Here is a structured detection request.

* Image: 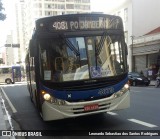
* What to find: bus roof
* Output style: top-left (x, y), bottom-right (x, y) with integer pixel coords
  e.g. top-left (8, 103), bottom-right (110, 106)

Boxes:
top-left (0, 66), bottom-right (12, 68)
top-left (36, 13), bottom-right (121, 22)
top-left (0, 65), bottom-right (21, 69)
top-left (35, 13), bottom-right (123, 33)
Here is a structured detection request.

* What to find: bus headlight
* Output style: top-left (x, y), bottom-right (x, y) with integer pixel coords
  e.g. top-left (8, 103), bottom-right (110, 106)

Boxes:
top-left (41, 90), bottom-right (65, 105)
top-left (124, 84), bottom-right (129, 89)
top-left (43, 93), bottom-right (51, 101)
top-left (114, 83), bottom-right (129, 98)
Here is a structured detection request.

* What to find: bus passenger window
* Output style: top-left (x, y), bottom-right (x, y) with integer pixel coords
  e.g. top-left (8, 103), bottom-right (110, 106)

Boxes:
top-left (2, 68), bottom-right (10, 74)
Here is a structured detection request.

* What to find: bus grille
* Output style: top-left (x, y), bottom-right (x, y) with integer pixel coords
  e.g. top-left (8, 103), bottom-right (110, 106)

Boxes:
top-left (62, 101), bottom-right (112, 115)
top-left (73, 103), bottom-right (111, 114)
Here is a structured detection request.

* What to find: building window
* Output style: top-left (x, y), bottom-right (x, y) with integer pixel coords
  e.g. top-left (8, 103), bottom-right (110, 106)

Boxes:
top-left (53, 11), bottom-right (57, 15)
top-left (124, 8), bottom-right (128, 22)
top-left (117, 11), bottom-right (121, 17)
top-left (45, 11), bottom-right (52, 16)
top-left (82, 0), bottom-right (90, 3)
top-left (84, 5), bottom-right (90, 10)
top-left (57, 0), bottom-right (65, 2)
top-left (57, 4), bottom-right (65, 9)
top-left (66, 0), bottom-right (74, 2)
top-left (66, 4), bottom-right (74, 9)
top-left (48, 4), bottom-right (51, 8)
top-left (39, 11), bottom-right (42, 16)
top-left (34, 3), bottom-right (42, 8)
top-left (75, 0), bottom-right (81, 3)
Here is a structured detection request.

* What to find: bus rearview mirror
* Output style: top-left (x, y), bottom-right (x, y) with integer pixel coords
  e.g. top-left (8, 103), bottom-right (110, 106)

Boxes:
top-left (29, 39), bottom-right (35, 57)
top-left (125, 43), bottom-right (128, 55)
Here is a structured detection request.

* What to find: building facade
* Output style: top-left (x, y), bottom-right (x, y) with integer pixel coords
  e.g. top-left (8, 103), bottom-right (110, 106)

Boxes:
top-left (3, 34), bottom-right (20, 66)
top-left (15, 0), bottom-right (91, 66)
top-left (109, 0), bottom-right (160, 72)
top-left (133, 27), bottom-right (160, 79)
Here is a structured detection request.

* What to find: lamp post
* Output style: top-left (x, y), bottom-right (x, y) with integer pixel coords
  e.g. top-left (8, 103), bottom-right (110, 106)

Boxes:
top-left (130, 35), bottom-right (134, 72)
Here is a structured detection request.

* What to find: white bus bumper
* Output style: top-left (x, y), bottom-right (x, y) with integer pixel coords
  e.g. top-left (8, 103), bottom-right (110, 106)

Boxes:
top-left (42, 90), bottom-right (130, 121)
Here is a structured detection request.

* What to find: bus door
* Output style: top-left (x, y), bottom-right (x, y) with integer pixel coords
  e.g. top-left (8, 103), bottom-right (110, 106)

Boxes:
top-left (12, 66), bottom-right (21, 82)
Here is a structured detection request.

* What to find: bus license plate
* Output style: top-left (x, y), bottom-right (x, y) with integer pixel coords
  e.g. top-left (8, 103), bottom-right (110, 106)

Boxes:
top-left (84, 104), bottom-right (99, 111)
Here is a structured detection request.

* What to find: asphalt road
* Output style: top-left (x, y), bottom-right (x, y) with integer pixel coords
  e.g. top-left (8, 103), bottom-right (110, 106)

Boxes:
top-left (0, 83), bottom-right (160, 139)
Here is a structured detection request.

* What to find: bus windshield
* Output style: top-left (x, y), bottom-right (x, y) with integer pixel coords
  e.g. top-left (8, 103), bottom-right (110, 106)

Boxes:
top-left (39, 34), bottom-right (126, 82)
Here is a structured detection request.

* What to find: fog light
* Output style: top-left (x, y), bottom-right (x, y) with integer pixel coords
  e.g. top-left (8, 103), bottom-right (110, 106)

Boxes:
top-left (43, 93), bottom-right (51, 101)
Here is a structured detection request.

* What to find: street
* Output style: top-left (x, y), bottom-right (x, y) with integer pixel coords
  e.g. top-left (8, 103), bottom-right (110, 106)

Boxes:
top-left (0, 83), bottom-right (160, 139)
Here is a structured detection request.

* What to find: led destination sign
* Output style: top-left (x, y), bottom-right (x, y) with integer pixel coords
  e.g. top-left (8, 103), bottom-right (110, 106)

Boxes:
top-left (52, 17), bottom-right (122, 31)
top-left (37, 15), bottom-right (123, 32)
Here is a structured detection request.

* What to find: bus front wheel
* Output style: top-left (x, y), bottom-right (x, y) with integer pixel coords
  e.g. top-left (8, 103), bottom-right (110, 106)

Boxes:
top-left (5, 79), bottom-right (12, 84)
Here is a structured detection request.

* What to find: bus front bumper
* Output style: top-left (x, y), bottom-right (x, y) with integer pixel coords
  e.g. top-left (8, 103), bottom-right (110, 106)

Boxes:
top-left (41, 90), bottom-right (130, 121)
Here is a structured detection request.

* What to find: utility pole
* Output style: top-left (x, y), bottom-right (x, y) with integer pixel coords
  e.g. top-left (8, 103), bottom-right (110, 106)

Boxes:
top-left (130, 35), bottom-right (134, 72)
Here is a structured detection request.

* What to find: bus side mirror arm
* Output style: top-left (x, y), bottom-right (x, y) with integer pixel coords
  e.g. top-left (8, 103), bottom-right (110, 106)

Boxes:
top-left (125, 43), bottom-right (128, 55)
top-left (29, 39), bottom-right (35, 57)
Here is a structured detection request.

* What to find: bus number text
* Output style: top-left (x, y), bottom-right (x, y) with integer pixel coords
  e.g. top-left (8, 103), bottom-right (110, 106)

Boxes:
top-left (53, 21), bottom-right (68, 30)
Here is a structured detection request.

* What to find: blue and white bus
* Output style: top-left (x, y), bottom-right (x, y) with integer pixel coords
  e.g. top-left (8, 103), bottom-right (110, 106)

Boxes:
top-left (25, 13), bottom-right (130, 121)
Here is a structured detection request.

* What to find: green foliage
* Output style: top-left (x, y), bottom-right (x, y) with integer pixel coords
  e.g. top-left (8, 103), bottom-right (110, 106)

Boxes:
top-left (0, 0), bottom-right (6, 21)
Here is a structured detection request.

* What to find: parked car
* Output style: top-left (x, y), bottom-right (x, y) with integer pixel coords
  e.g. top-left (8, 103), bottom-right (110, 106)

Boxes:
top-left (128, 72), bottom-right (150, 86)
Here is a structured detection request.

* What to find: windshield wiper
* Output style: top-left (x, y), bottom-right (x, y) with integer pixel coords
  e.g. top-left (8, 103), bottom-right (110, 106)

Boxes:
top-left (65, 38), bottom-right (80, 56)
top-left (94, 31), bottom-right (108, 69)
top-left (76, 41), bottom-right (81, 67)
top-left (65, 38), bottom-right (82, 68)
top-left (95, 39), bottom-right (98, 70)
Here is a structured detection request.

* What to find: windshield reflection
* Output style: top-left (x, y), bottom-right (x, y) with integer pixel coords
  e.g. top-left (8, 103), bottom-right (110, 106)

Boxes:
top-left (39, 34), bottom-right (125, 82)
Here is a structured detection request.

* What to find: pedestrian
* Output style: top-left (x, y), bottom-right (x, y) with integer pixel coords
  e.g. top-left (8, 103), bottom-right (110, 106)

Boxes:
top-left (148, 68), bottom-right (152, 80)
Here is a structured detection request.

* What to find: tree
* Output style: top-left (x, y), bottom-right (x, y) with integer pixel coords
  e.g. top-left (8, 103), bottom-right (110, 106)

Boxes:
top-left (0, 0), bottom-right (6, 21)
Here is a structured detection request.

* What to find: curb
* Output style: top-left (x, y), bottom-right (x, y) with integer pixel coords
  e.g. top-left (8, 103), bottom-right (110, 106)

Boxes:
top-left (0, 90), bottom-right (7, 130)
top-left (0, 88), bottom-right (10, 139)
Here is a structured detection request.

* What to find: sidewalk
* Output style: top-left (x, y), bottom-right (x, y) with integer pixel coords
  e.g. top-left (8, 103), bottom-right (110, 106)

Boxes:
top-left (0, 87), bottom-right (10, 138)
top-left (150, 80), bottom-right (156, 86)
top-left (0, 89), bottom-right (7, 130)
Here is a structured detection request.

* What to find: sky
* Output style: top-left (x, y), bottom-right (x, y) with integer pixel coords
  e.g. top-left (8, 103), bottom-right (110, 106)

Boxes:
top-left (0, 0), bottom-right (15, 49)
top-left (0, 0), bottom-right (126, 49)
top-left (91, 0), bottom-right (126, 13)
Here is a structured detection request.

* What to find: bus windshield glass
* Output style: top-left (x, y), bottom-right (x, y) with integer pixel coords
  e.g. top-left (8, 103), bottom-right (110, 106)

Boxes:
top-left (39, 34), bottom-right (126, 82)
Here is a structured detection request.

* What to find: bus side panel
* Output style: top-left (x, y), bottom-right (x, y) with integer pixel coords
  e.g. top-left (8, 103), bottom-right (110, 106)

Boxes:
top-left (12, 66), bottom-right (22, 82)
top-left (0, 67), bottom-right (13, 84)
top-left (29, 57), bottom-right (37, 105)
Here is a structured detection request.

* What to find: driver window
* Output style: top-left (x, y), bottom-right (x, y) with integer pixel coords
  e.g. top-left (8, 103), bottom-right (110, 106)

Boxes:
top-left (41, 49), bottom-right (48, 69)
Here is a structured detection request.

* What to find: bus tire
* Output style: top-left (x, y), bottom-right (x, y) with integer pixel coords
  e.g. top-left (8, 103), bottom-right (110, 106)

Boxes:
top-left (5, 79), bottom-right (12, 84)
top-left (30, 92), bottom-right (33, 103)
top-left (29, 87), bottom-right (33, 103)
top-left (35, 90), bottom-right (40, 110)
top-left (35, 90), bottom-right (42, 114)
